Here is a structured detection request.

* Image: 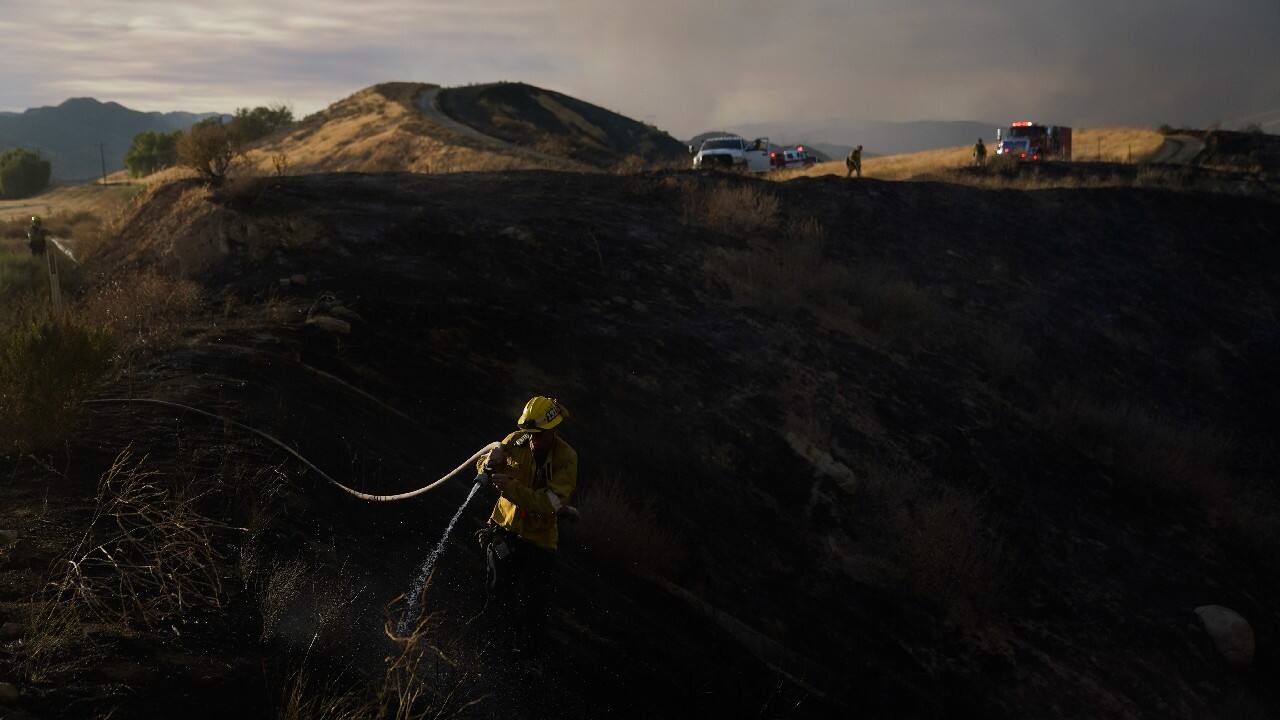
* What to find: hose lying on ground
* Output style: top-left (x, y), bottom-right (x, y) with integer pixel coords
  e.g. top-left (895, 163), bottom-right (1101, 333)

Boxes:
top-left (83, 398), bottom-right (498, 502)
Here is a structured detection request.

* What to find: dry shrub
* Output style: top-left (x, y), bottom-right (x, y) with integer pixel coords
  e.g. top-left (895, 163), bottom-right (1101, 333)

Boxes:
top-left (611, 154), bottom-right (648, 174)
top-left (278, 620), bottom-right (474, 719)
top-left (848, 268), bottom-right (946, 344)
top-left (575, 476), bottom-right (682, 577)
top-left (708, 217), bottom-right (844, 311)
top-left (271, 152), bottom-right (291, 177)
top-left (0, 317), bottom-right (115, 454)
top-left (1039, 392), bottom-right (1232, 504)
top-left (18, 589), bottom-right (95, 683)
top-left (80, 270), bottom-right (201, 355)
top-left (894, 487), bottom-right (1003, 625)
top-left (682, 182), bottom-right (780, 234)
top-left (850, 461), bottom-right (1001, 625)
top-left (51, 448), bottom-right (232, 627)
top-left (372, 598), bottom-right (482, 720)
top-left (278, 669), bottom-right (372, 720)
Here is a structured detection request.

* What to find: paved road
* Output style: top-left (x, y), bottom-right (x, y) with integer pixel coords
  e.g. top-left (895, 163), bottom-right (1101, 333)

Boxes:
top-left (1148, 134), bottom-right (1205, 164)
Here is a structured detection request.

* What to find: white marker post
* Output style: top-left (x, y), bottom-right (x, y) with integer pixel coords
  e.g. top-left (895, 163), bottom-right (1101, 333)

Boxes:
top-left (46, 246), bottom-right (63, 316)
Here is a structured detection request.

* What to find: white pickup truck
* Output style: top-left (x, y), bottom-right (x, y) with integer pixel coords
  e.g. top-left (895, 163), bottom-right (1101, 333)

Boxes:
top-left (691, 135), bottom-right (772, 173)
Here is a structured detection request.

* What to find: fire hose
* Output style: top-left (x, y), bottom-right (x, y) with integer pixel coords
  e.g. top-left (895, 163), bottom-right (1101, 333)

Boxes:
top-left (83, 398), bottom-right (499, 501)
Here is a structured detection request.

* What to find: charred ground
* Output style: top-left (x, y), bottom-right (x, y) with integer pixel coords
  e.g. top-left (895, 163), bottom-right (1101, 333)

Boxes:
top-left (2, 168), bottom-right (1279, 719)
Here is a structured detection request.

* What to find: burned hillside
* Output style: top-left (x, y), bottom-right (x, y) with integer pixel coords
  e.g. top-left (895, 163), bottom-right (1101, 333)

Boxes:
top-left (2, 169), bottom-right (1279, 719)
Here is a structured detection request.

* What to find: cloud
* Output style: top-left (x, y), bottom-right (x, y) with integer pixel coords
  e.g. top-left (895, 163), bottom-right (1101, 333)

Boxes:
top-left (1, 0), bottom-right (1276, 136)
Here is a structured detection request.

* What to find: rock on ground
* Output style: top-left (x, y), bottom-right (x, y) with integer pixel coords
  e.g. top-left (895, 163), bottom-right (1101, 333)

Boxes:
top-left (1195, 605), bottom-right (1256, 666)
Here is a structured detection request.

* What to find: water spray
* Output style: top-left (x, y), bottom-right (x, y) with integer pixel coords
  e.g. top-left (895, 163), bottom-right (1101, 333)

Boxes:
top-left (83, 398), bottom-right (504, 636)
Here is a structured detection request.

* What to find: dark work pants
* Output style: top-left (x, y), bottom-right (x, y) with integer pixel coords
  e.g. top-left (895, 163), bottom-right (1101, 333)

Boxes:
top-left (483, 533), bottom-right (556, 653)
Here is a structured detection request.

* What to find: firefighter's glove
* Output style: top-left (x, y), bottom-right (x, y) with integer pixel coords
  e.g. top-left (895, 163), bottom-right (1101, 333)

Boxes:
top-left (486, 444), bottom-right (508, 468)
top-left (490, 473), bottom-right (515, 492)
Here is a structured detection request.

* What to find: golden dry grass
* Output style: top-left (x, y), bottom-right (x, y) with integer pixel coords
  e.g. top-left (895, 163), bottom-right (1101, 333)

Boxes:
top-left (238, 86), bottom-right (577, 176)
top-left (79, 270), bottom-right (202, 356)
top-left (774, 127), bottom-right (1168, 182)
top-left (1074, 127), bottom-right (1166, 163)
top-left (0, 182), bottom-right (143, 222)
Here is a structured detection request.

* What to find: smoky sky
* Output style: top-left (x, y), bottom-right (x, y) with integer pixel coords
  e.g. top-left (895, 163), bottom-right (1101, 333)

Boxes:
top-left (1, 0), bottom-right (1276, 137)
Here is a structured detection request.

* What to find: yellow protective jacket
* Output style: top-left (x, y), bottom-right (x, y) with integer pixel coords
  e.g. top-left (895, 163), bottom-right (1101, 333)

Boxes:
top-left (480, 431), bottom-right (578, 551)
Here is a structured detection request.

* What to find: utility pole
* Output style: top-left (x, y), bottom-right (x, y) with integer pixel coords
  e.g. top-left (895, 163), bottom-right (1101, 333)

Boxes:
top-left (98, 142), bottom-right (108, 185)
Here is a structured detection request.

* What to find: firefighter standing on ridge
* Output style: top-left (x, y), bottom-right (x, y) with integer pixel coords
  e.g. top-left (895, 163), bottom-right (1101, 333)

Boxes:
top-left (973, 137), bottom-right (988, 167)
top-left (846, 145), bottom-right (863, 178)
top-left (475, 396), bottom-right (578, 655)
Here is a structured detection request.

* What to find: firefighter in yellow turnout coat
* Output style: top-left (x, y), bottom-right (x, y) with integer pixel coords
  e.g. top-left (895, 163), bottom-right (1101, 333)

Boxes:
top-left (476, 396), bottom-right (578, 653)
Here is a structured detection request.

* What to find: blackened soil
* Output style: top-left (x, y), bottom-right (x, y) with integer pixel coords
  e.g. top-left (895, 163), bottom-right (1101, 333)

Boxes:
top-left (3, 169), bottom-right (1279, 718)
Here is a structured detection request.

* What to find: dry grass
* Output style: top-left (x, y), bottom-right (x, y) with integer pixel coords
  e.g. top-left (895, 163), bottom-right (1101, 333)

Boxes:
top-left (1074, 127), bottom-right (1166, 163)
top-left (850, 459), bottom-right (1003, 625)
top-left (704, 216), bottom-right (948, 347)
top-left (847, 268), bottom-right (944, 342)
top-left (278, 669), bottom-right (373, 720)
top-left (574, 476), bottom-right (683, 578)
top-left (18, 449), bottom-right (232, 681)
top-left (1038, 392), bottom-right (1232, 505)
top-left (238, 85), bottom-right (572, 176)
top-left (774, 127), bottom-right (1168, 182)
top-left (51, 448), bottom-right (234, 627)
top-left (17, 588), bottom-right (95, 683)
top-left (79, 270), bottom-right (202, 356)
top-left (0, 183), bottom-right (143, 222)
top-left (680, 181), bottom-right (780, 234)
top-left (707, 217), bottom-right (842, 312)
top-left (894, 487), bottom-right (1003, 626)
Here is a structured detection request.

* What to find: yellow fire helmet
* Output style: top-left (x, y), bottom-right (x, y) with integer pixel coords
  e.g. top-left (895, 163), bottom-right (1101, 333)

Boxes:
top-left (517, 396), bottom-right (568, 432)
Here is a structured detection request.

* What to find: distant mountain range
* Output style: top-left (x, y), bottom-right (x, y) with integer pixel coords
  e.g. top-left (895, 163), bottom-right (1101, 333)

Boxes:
top-left (0, 98), bottom-right (223, 181)
top-left (694, 119), bottom-right (999, 159)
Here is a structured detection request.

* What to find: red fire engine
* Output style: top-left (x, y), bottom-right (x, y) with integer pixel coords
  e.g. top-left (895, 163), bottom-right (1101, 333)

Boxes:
top-left (995, 121), bottom-right (1072, 161)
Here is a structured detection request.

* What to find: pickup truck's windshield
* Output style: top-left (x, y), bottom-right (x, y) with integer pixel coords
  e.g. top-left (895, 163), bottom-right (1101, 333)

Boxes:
top-left (702, 139), bottom-right (743, 150)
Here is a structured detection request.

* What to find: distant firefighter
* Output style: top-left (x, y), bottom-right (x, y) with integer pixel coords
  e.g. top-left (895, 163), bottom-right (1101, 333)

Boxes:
top-left (973, 138), bottom-right (988, 167)
top-left (846, 145), bottom-right (863, 178)
top-left (27, 216), bottom-right (47, 256)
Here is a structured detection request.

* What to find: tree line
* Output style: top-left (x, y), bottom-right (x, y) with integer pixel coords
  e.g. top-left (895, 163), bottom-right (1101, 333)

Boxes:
top-left (126, 104), bottom-right (294, 180)
top-left (0, 149), bottom-right (52, 200)
top-left (0, 104), bottom-right (294, 199)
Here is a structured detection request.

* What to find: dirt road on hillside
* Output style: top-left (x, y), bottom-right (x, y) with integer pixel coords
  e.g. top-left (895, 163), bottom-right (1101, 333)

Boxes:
top-left (1149, 134), bottom-right (1205, 164)
top-left (414, 87), bottom-right (575, 167)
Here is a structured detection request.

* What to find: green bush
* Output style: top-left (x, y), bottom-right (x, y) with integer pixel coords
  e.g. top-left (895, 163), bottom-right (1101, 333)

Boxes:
top-left (229, 104), bottom-right (294, 144)
top-left (0, 148), bottom-right (52, 199)
top-left (124, 130), bottom-right (181, 177)
top-left (0, 318), bottom-right (115, 455)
